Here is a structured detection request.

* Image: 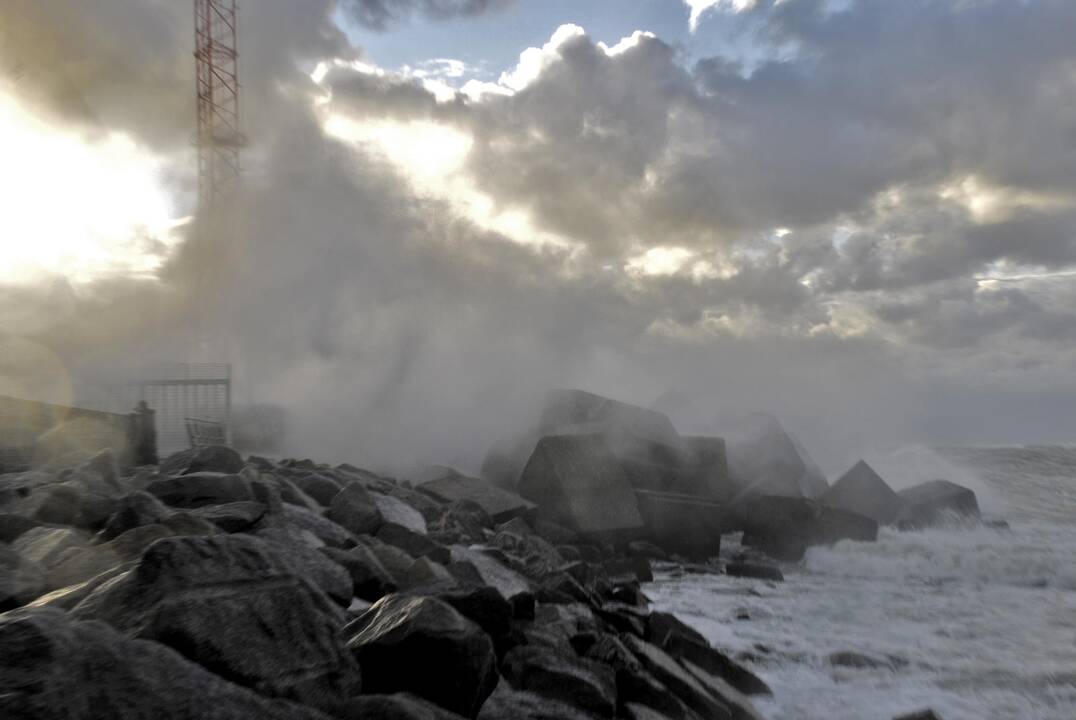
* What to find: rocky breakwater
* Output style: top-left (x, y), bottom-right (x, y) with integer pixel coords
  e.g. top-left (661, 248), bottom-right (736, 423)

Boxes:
top-left (1, 443), bottom-right (774, 720)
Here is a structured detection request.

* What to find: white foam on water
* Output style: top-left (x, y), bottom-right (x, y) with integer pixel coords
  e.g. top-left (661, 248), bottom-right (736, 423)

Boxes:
top-left (646, 447), bottom-right (1076, 720)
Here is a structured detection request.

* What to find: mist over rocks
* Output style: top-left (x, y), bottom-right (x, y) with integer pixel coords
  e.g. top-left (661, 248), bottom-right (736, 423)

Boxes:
top-left (0, 385), bottom-right (985, 719)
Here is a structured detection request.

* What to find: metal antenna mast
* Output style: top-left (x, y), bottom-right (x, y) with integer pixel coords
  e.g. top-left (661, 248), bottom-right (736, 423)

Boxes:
top-left (194, 0), bottom-right (240, 212)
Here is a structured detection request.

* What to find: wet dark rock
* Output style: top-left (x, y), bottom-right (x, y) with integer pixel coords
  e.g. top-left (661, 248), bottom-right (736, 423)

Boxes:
top-left (328, 484), bottom-right (384, 536)
top-left (595, 601), bottom-right (649, 637)
top-left (190, 501), bottom-right (266, 532)
top-left (739, 495), bottom-right (877, 562)
top-left (658, 630), bottom-right (771, 696)
top-left (378, 522), bottom-right (451, 564)
top-left (488, 527), bottom-right (565, 578)
top-left (322, 545), bottom-right (398, 601)
top-left (893, 711), bottom-right (944, 720)
top-left (356, 535), bottom-right (417, 584)
top-left (627, 540), bottom-right (668, 560)
top-left (336, 693), bottom-right (466, 720)
top-left (23, 562), bottom-right (133, 611)
top-left (533, 518), bottom-right (579, 545)
top-left (622, 634), bottom-right (732, 720)
top-left (292, 473), bottom-right (344, 506)
top-left (0, 544), bottom-right (45, 609)
top-left (254, 528), bottom-right (354, 605)
top-left (449, 545), bottom-right (534, 618)
top-left (11, 526), bottom-right (90, 569)
top-left (372, 492), bottom-right (428, 534)
top-left (501, 644), bottom-right (617, 718)
top-left (828, 651), bottom-right (905, 671)
top-left (557, 544), bottom-right (582, 561)
top-left (400, 557), bottom-right (457, 590)
top-left (681, 659), bottom-right (765, 720)
top-left (46, 524), bottom-right (175, 589)
top-left (646, 611), bottom-right (706, 646)
top-left (406, 584), bottom-right (513, 652)
top-left (517, 434), bottom-right (645, 538)
top-left (603, 556), bottom-right (654, 583)
top-left (273, 504), bottom-right (357, 548)
top-left (419, 472), bottom-right (536, 524)
top-left (146, 472), bottom-right (254, 509)
top-left (896, 480), bottom-right (980, 530)
top-left (477, 685), bottom-right (593, 720)
top-left (585, 633), bottom-right (694, 720)
top-left (70, 534), bottom-right (361, 711)
top-left (345, 594), bottom-right (498, 717)
top-left (161, 445), bottom-right (246, 476)
top-left (0, 513), bottom-right (39, 543)
top-left (0, 608), bottom-right (332, 719)
top-left (624, 703), bottom-right (679, 720)
top-left (537, 571), bottom-right (600, 607)
top-left (820, 460), bottom-right (904, 525)
top-left (428, 500), bottom-right (491, 545)
top-left (521, 602), bottom-right (601, 652)
top-left (725, 562), bottom-right (784, 582)
top-left (99, 490), bottom-right (172, 539)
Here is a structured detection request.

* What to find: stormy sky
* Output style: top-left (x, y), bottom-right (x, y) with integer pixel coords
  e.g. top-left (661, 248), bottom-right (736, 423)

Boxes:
top-left (1, 0), bottom-right (1074, 473)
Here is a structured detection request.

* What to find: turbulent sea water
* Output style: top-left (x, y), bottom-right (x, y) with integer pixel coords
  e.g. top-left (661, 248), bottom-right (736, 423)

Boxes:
top-left (646, 446), bottom-right (1076, 720)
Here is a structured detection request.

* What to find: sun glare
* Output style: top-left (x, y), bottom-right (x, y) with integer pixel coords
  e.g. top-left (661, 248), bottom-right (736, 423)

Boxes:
top-left (0, 91), bottom-right (180, 284)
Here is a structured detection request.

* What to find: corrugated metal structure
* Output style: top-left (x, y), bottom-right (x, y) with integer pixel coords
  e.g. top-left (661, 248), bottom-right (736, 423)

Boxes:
top-left (126, 363), bottom-right (231, 457)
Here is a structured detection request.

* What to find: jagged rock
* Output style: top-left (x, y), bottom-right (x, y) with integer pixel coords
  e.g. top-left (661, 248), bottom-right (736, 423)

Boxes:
top-left (501, 645), bottom-right (617, 718)
top-left (0, 513), bottom-right (39, 543)
top-left (190, 501), bottom-right (267, 532)
top-left (681, 659), bottom-right (765, 720)
top-left (273, 504), bottom-right (357, 548)
top-left (253, 527), bottom-right (354, 605)
top-left (400, 557), bottom-right (457, 590)
top-left (261, 473), bottom-right (323, 511)
top-left (518, 434), bottom-right (645, 538)
top-left (46, 524), bottom-right (175, 589)
top-left (477, 685), bottom-right (594, 720)
top-left (100, 490), bottom-right (173, 539)
top-left (328, 483), bottom-right (384, 536)
top-left (0, 607), bottom-right (330, 719)
top-left (71, 534), bottom-right (361, 711)
top-left (647, 612), bottom-right (706, 646)
top-left (821, 460), bottom-right (904, 525)
top-left (520, 602), bottom-right (600, 652)
top-left (429, 501), bottom-right (491, 544)
top-left (372, 492), bottom-right (428, 534)
top-left (585, 633), bottom-right (693, 719)
top-left (657, 629), bottom-right (771, 696)
top-left (537, 571), bottom-right (600, 607)
top-left (402, 584), bottom-right (513, 652)
top-left (146, 472), bottom-right (254, 508)
top-left (725, 414), bottom-right (828, 499)
top-left (345, 594), bottom-right (498, 717)
top-left (725, 562), bottom-right (783, 582)
top-left (161, 445), bottom-right (245, 476)
top-left (681, 436), bottom-right (736, 501)
top-left (0, 544), bottom-right (45, 609)
top-left (896, 480), bottom-right (980, 529)
top-left (322, 545), bottom-right (398, 601)
top-left (533, 518), bottom-right (579, 545)
top-left (291, 473), bottom-right (344, 506)
top-left (355, 535), bottom-right (417, 584)
top-left (419, 472), bottom-right (536, 524)
top-left (12, 526), bottom-right (90, 568)
top-left (378, 522), bottom-right (450, 565)
top-left (634, 490), bottom-right (723, 559)
top-left (541, 389), bottom-right (683, 451)
top-left (336, 693), bottom-right (466, 720)
top-left (25, 562), bottom-right (133, 611)
top-left (621, 635), bottom-right (732, 720)
top-left (449, 546), bottom-right (534, 618)
top-left (596, 602), bottom-right (650, 637)
top-left (739, 495), bottom-right (877, 562)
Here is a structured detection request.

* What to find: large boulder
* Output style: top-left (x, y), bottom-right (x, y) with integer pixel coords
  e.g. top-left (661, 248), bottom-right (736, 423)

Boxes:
top-left (146, 472), bottom-right (254, 508)
top-left (0, 544), bottom-right (45, 609)
top-left (725, 414), bottom-right (828, 499)
top-left (820, 460), bottom-right (904, 525)
top-left (682, 436), bottom-right (736, 501)
top-left (345, 594), bottom-right (498, 717)
top-left (292, 473), bottom-right (345, 506)
top-left (737, 495), bottom-right (878, 562)
top-left (377, 522), bottom-right (450, 565)
top-left (70, 534), bottom-right (362, 711)
top-left (190, 501), bottom-right (267, 532)
top-left (372, 492), bottom-right (428, 534)
top-left (419, 471), bottom-right (535, 524)
top-left (449, 545), bottom-right (533, 615)
top-left (633, 490), bottom-right (723, 559)
top-left (500, 645), bottom-right (617, 718)
top-left (12, 526), bottom-right (90, 569)
top-left (160, 445), bottom-right (246, 476)
top-left (0, 608), bottom-right (330, 719)
top-left (517, 434), bottom-right (645, 539)
top-left (621, 635), bottom-right (733, 720)
top-left (327, 484), bottom-right (384, 536)
top-left (540, 389), bottom-right (683, 451)
top-left (322, 545), bottom-right (398, 601)
top-left (896, 480), bottom-right (980, 529)
top-left (99, 490), bottom-right (174, 539)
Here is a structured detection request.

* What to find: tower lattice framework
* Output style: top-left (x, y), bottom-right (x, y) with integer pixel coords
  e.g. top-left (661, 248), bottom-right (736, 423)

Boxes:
top-left (195, 0), bottom-right (240, 212)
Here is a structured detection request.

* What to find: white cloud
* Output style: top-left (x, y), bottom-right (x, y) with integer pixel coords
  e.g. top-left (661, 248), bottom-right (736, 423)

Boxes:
top-left (683, 0), bottom-right (757, 33)
top-left (498, 24), bottom-right (586, 92)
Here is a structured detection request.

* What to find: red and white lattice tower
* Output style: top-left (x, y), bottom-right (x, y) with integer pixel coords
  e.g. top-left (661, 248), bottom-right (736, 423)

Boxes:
top-left (194, 0), bottom-right (241, 213)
